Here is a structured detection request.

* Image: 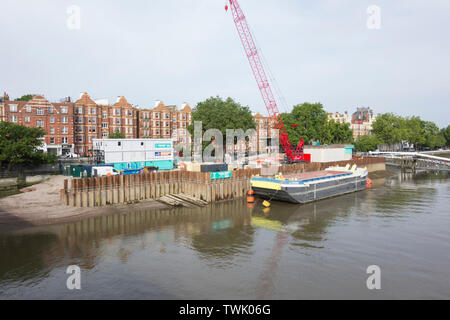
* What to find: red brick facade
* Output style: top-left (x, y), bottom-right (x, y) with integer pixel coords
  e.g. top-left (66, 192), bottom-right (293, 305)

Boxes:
top-left (0, 93), bottom-right (193, 156)
top-left (0, 95), bottom-right (74, 155)
top-left (0, 92), bottom-right (277, 157)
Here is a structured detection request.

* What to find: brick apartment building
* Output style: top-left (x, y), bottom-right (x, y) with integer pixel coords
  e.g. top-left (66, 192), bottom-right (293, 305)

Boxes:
top-left (0, 91), bottom-right (281, 157)
top-left (0, 92), bottom-right (194, 157)
top-left (0, 93), bottom-right (75, 155)
top-left (138, 100), bottom-right (192, 145)
top-left (328, 107), bottom-right (377, 139)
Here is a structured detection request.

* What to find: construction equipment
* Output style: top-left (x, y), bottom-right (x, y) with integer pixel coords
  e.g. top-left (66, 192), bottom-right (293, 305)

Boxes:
top-left (226, 0), bottom-right (310, 162)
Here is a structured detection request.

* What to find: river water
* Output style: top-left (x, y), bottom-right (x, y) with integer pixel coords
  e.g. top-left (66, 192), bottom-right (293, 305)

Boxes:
top-left (0, 170), bottom-right (449, 299)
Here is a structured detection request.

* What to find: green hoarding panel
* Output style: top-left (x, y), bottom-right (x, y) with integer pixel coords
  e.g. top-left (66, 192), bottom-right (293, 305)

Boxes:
top-left (155, 143), bottom-right (172, 149)
top-left (211, 171), bottom-right (232, 180)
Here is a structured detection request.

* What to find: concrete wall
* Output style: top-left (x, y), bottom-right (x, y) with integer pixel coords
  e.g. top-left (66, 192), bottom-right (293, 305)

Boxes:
top-left (0, 175), bottom-right (51, 191)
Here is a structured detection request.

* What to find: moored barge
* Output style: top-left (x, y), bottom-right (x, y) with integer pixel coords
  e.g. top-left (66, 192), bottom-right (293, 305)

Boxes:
top-left (250, 165), bottom-right (368, 204)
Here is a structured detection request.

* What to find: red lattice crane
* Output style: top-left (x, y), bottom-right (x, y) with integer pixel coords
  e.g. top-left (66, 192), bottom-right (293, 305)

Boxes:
top-left (226, 0), bottom-right (310, 162)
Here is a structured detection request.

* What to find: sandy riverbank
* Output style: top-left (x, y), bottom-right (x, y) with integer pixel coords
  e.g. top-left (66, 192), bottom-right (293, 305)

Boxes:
top-left (0, 175), bottom-right (168, 228)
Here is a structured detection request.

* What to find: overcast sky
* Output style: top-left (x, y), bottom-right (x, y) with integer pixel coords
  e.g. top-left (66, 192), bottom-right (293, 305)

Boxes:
top-left (1, 0), bottom-right (449, 127)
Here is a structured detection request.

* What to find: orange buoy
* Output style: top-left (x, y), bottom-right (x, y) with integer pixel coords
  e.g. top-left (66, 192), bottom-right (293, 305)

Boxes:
top-left (247, 189), bottom-right (255, 203)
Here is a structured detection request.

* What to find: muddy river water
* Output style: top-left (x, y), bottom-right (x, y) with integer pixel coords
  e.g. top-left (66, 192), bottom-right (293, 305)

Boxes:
top-left (0, 170), bottom-right (449, 299)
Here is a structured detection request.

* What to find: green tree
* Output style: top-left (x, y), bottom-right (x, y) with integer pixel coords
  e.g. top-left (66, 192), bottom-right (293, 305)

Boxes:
top-left (373, 113), bottom-right (445, 150)
top-left (422, 121), bottom-right (445, 149)
top-left (281, 102), bottom-right (353, 145)
top-left (0, 122), bottom-right (55, 170)
top-left (354, 135), bottom-right (381, 152)
top-left (322, 119), bottom-right (354, 145)
top-left (372, 113), bottom-right (408, 145)
top-left (108, 130), bottom-right (126, 139)
top-left (440, 125), bottom-right (450, 146)
top-left (281, 102), bottom-right (328, 145)
top-left (404, 116), bottom-right (426, 147)
top-left (187, 96), bottom-right (256, 150)
top-left (14, 94), bottom-right (33, 102)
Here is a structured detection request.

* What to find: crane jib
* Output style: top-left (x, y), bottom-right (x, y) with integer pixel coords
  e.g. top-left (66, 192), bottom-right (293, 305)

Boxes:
top-left (227, 0), bottom-right (309, 162)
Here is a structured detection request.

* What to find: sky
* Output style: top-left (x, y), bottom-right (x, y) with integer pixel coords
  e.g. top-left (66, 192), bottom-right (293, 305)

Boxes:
top-left (1, 0), bottom-right (449, 127)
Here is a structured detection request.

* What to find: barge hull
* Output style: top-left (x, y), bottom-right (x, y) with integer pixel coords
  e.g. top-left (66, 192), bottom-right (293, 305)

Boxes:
top-left (251, 168), bottom-right (368, 204)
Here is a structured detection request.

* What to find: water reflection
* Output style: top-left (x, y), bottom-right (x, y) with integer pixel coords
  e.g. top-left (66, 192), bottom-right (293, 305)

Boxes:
top-left (0, 170), bottom-right (448, 299)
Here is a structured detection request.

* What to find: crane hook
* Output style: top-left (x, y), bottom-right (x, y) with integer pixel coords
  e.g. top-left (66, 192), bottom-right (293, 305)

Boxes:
top-left (225, 4), bottom-right (228, 11)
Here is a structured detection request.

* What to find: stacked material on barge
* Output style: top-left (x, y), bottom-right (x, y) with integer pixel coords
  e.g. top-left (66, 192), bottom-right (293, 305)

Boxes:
top-left (250, 165), bottom-right (368, 204)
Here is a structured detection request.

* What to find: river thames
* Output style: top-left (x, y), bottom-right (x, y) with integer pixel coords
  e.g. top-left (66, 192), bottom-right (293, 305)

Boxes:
top-left (0, 170), bottom-right (449, 299)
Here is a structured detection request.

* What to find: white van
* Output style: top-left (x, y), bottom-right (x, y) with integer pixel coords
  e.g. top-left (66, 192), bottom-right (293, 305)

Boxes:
top-left (92, 166), bottom-right (119, 177)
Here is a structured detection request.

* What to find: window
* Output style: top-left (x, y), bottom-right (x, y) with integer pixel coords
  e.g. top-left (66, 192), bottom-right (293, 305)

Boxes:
top-left (36, 120), bottom-right (44, 127)
top-left (26, 105), bottom-right (31, 113)
top-left (77, 107), bottom-right (83, 114)
top-left (62, 117), bottom-right (68, 124)
top-left (50, 117), bottom-right (55, 124)
top-left (102, 132), bottom-right (108, 137)
top-left (50, 137), bottom-right (55, 144)
top-left (62, 127), bottom-right (68, 134)
top-left (103, 113), bottom-right (107, 119)
top-left (62, 137), bottom-right (68, 144)
top-left (49, 106), bottom-right (54, 113)
top-left (116, 109), bottom-right (121, 116)
top-left (50, 127), bottom-right (55, 134)
top-left (25, 116), bottom-right (30, 123)
top-left (116, 119), bottom-right (121, 125)
top-left (102, 123), bottom-right (108, 129)
top-left (77, 136), bottom-right (83, 142)
top-left (166, 130), bottom-right (170, 135)
top-left (61, 106), bottom-right (68, 114)
top-left (37, 109), bottom-right (44, 115)
top-left (128, 110), bottom-right (133, 116)
top-left (78, 146), bottom-right (83, 153)
top-left (9, 105), bottom-right (18, 112)
top-left (91, 108), bottom-right (97, 114)
top-left (10, 116), bottom-right (17, 122)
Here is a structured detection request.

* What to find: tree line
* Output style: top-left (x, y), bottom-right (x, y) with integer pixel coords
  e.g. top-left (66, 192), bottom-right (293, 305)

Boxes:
top-left (356, 113), bottom-right (449, 152)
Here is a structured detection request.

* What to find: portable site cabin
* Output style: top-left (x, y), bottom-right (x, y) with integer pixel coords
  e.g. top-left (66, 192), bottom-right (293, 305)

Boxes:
top-left (93, 138), bottom-right (174, 171)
